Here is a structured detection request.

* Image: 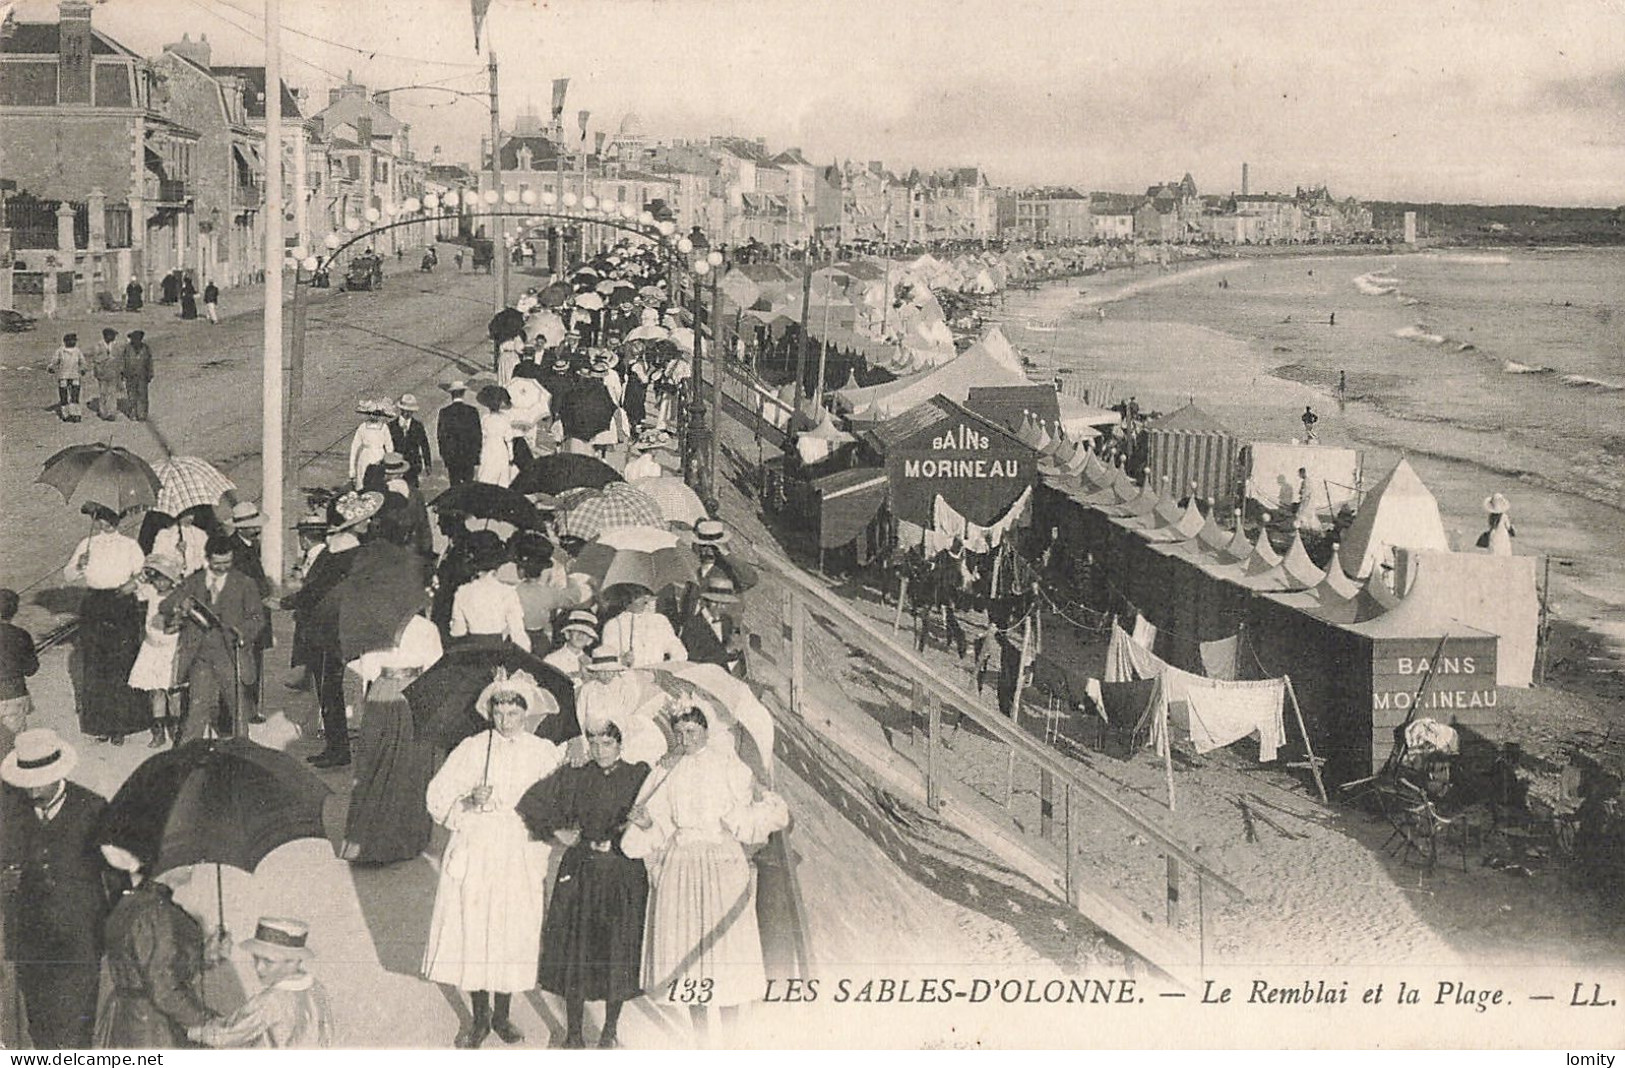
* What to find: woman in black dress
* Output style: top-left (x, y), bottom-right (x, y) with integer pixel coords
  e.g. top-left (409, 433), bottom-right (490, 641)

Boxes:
top-left (519, 721), bottom-right (649, 1048)
top-left (179, 275), bottom-right (198, 320)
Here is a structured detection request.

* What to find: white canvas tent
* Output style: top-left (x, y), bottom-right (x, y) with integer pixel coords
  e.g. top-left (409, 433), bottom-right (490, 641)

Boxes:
top-left (1338, 458), bottom-right (1449, 581)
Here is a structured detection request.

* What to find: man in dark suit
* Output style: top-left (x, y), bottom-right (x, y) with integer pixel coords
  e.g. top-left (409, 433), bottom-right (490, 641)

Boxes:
top-left (165, 536), bottom-right (267, 740)
top-left (678, 573), bottom-right (747, 678)
top-left (390, 393), bottom-right (433, 486)
top-left (0, 729), bottom-right (110, 1049)
top-left (435, 381), bottom-right (481, 486)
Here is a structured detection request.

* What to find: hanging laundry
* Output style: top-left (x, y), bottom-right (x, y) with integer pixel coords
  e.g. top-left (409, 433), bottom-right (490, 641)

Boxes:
top-left (1199, 634), bottom-right (1241, 681)
top-left (1132, 613), bottom-right (1159, 648)
top-left (933, 487), bottom-right (1032, 554)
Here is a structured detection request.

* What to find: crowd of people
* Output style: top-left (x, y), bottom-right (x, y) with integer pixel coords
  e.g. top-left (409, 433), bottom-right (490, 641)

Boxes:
top-left (0, 236), bottom-right (790, 1051)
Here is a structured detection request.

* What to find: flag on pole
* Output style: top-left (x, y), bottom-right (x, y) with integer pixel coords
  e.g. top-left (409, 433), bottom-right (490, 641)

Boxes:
top-left (577, 109), bottom-right (590, 142)
top-left (551, 78), bottom-right (569, 121)
top-left (471, 0), bottom-right (492, 51)
top-left (594, 131), bottom-right (607, 156)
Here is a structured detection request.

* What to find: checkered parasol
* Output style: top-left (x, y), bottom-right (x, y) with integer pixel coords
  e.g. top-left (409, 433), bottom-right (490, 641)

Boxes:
top-left (153, 456), bottom-right (235, 516)
top-left (556, 481), bottom-right (665, 542)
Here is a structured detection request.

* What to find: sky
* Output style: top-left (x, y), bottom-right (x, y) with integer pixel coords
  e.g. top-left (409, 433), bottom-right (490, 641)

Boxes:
top-left (24, 0), bottom-right (1625, 206)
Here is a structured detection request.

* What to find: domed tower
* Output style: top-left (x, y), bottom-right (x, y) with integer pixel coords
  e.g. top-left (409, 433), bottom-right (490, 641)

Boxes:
top-left (611, 112), bottom-right (647, 163)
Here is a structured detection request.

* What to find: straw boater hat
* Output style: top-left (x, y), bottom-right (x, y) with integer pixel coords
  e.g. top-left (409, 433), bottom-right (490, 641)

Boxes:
top-left (700, 571), bottom-right (739, 605)
top-left (398, 393), bottom-right (420, 413)
top-left (143, 551), bottom-right (185, 585)
top-left (561, 608), bottom-right (598, 641)
top-left (381, 452), bottom-right (410, 477)
top-left (1484, 492), bottom-right (1511, 514)
top-left (475, 667), bottom-right (558, 721)
top-left (230, 501), bottom-right (264, 529)
top-left (330, 491), bottom-right (383, 532)
top-left (551, 356), bottom-right (572, 372)
top-left (693, 518), bottom-right (730, 547)
top-left (444, 379), bottom-right (468, 395)
top-left (586, 651), bottom-right (626, 674)
top-left (1, 728), bottom-right (78, 790)
top-left (99, 843), bottom-right (144, 874)
top-left (241, 917), bottom-right (314, 962)
top-left (295, 511), bottom-right (329, 534)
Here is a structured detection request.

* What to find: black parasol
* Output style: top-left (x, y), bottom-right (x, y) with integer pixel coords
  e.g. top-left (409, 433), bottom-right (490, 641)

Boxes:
top-left (404, 635), bottom-right (578, 749)
top-left (429, 482), bottom-right (547, 529)
top-left (554, 378), bottom-right (618, 441)
top-left (511, 452), bottom-right (622, 496)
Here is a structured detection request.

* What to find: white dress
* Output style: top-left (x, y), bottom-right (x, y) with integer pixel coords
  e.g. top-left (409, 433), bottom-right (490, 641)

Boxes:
top-left (448, 573), bottom-right (530, 651)
top-left (348, 421), bottom-right (393, 487)
top-left (151, 525), bottom-right (208, 576)
top-left (422, 730), bottom-right (563, 992)
top-left (127, 582), bottom-right (181, 691)
top-left (475, 410), bottom-right (515, 487)
top-left (596, 610), bottom-right (687, 669)
top-left (621, 742), bottom-right (789, 1008)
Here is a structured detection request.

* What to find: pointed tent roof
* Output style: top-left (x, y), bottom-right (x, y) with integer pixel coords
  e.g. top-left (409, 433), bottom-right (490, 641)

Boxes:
top-left (1338, 458), bottom-right (1450, 579)
top-left (1241, 530), bottom-right (1324, 591)
top-left (1196, 508), bottom-right (1232, 551)
top-left (837, 349), bottom-right (1029, 421)
top-left (1144, 497), bottom-right (1206, 542)
top-left (961, 325), bottom-right (1024, 375)
top-left (1149, 403), bottom-right (1233, 435)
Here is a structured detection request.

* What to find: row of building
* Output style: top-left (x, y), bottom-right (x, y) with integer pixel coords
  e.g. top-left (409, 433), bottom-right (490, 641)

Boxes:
top-left (0, 1), bottom-right (439, 308)
top-left (0, 1), bottom-right (1377, 310)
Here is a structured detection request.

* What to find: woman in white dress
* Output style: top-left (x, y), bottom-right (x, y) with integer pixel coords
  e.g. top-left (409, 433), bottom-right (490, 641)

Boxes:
top-left (474, 386), bottom-right (516, 488)
top-left (348, 401), bottom-right (394, 489)
top-left (422, 670), bottom-right (563, 1048)
top-left (448, 533), bottom-right (530, 651)
top-left (127, 552), bottom-right (186, 748)
top-left (596, 585), bottom-right (686, 669)
top-left (622, 705), bottom-right (788, 1044)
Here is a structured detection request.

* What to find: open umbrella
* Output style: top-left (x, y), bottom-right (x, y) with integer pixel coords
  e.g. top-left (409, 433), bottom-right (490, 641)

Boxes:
top-left (430, 482), bottom-right (546, 529)
top-left (594, 278), bottom-right (619, 295)
top-left (553, 378), bottom-right (618, 441)
top-left (624, 323), bottom-right (670, 343)
top-left (488, 307), bottom-right (526, 344)
top-left (537, 280), bottom-right (573, 307)
top-left (569, 525), bottom-right (698, 592)
top-left (607, 287), bottom-right (637, 307)
top-left (556, 481), bottom-right (665, 542)
top-left (652, 662), bottom-right (776, 783)
top-left (312, 541), bottom-right (432, 662)
top-left (96, 737), bottom-right (333, 936)
top-left (404, 635), bottom-right (578, 749)
top-left (153, 456), bottom-right (235, 516)
top-left (37, 443), bottom-right (161, 514)
top-left (572, 291), bottom-right (606, 311)
top-left (629, 476), bottom-right (707, 526)
top-left (511, 452), bottom-right (622, 495)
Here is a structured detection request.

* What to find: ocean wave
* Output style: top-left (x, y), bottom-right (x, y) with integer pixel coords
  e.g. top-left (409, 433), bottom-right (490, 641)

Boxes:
top-left (1503, 360), bottom-right (1551, 375)
top-left (1353, 271), bottom-right (1399, 296)
top-left (1394, 324), bottom-right (1447, 345)
top-left (1560, 373), bottom-right (1625, 393)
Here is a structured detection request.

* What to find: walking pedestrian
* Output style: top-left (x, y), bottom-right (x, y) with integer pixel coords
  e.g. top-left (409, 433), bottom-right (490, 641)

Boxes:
top-left (179, 275), bottom-right (198, 321)
top-left (520, 718), bottom-right (650, 1049)
top-left (127, 553), bottom-right (186, 748)
top-left (1301, 405), bottom-right (1319, 443)
top-left (0, 730), bottom-right (111, 1050)
top-left (348, 400), bottom-right (394, 490)
top-left (390, 394), bottom-right (433, 485)
top-left (0, 590), bottom-right (39, 760)
top-left (622, 706), bottom-right (788, 1046)
top-left (203, 280), bottom-right (220, 324)
top-left (436, 380), bottom-right (481, 487)
top-left (124, 278), bottom-right (143, 312)
top-left (188, 918), bottom-right (335, 1048)
top-left (473, 385), bottom-right (517, 487)
top-left (678, 572), bottom-right (747, 677)
top-left (93, 845), bottom-right (210, 1048)
top-left (120, 331), bottom-right (154, 422)
top-left (151, 507), bottom-right (209, 578)
top-left (49, 333), bottom-right (87, 422)
top-left (164, 536), bottom-right (267, 741)
top-left (448, 532), bottom-right (529, 651)
top-left (63, 503), bottom-right (147, 744)
top-left (1479, 493), bottom-right (1517, 556)
top-left (422, 672), bottom-right (564, 1049)
top-left (598, 584), bottom-right (686, 668)
top-left (91, 329), bottom-right (122, 420)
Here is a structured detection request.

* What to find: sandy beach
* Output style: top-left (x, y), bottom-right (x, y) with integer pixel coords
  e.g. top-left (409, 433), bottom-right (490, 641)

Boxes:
top-left (995, 253), bottom-right (1625, 716)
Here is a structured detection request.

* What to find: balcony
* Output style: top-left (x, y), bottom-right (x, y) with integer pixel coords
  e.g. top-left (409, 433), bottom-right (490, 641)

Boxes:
top-left (231, 182), bottom-right (263, 208)
top-left (145, 178), bottom-right (190, 205)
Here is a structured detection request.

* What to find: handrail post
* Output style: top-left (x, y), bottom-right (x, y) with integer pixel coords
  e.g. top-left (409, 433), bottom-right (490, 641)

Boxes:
top-left (1064, 784), bottom-right (1077, 905)
top-left (925, 692), bottom-right (942, 811)
top-left (789, 591), bottom-right (805, 716)
top-left (1166, 855), bottom-right (1181, 929)
top-left (1039, 766), bottom-right (1055, 840)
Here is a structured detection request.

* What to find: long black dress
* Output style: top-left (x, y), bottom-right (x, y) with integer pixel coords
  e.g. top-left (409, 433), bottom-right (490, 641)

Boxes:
top-left (519, 760), bottom-right (650, 1004)
top-left (77, 589), bottom-right (147, 737)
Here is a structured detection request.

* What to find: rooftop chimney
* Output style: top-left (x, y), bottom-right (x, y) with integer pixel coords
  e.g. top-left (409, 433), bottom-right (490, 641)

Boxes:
top-left (355, 115), bottom-right (373, 145)
top-left (165, 31), bottom-right (211, 68)
top-left (1241, 162), bottom-right (1249, 196)
top-left (58, 0), bottom-right (93, 105)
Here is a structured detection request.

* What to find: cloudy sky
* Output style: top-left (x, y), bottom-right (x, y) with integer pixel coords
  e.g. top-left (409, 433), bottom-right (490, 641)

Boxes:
top-left (28, 0), bottom-right (1625, 205)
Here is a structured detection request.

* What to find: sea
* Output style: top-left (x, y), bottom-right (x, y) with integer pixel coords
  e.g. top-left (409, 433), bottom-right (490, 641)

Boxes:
top-left (996, 246), bottom-right (1625, 650)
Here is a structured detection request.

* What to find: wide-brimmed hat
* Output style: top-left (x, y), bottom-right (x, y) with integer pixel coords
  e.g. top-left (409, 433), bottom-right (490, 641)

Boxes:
top-left (693, 518), bottom-right (730, 546)
top-left (700, 571), bottom-right (739, 604)
top-left (295, 511), bottom-right (329, 534)
top-left (230, 501), bottom-right (264, 529)
top-left (356, 398), bottom-right (381, 415)
top-left (550, 356), bottom-right (572, 372)
top-left (398, 393), bottom-right (420, 412)
top-left (560, 608), bottom-right (598, 640)
top-left (586, 651), bottom-right (625, 674)
top-left (374, 397), bottom-right (399, 418)
top-left (381, 452), bottom-right (410, 476)
top-left (240, 917), bottom-right (314, 962)
top-left (1484, 492), bottom-right (1511, 514)
top-left (633, 430), bottom-right (674, 452)
top-left (1, 728), bottom-right (78, 789)
top-left (443, 379), bottom-right (468, 394)
top-left (475, 667), bottom-right (558, 721)
top-left (99, 843), bottom-right (144, 874)
top-left (143, 551), bottom-right (185, 584)
top-left (330, 491), bottom-right (384, 532)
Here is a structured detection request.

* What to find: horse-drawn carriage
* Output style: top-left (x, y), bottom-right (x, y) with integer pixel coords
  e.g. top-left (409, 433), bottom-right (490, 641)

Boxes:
top-left (469, 238), bottom-right (496, 273)
top-left (343, 251), bottom-right (385, 291)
